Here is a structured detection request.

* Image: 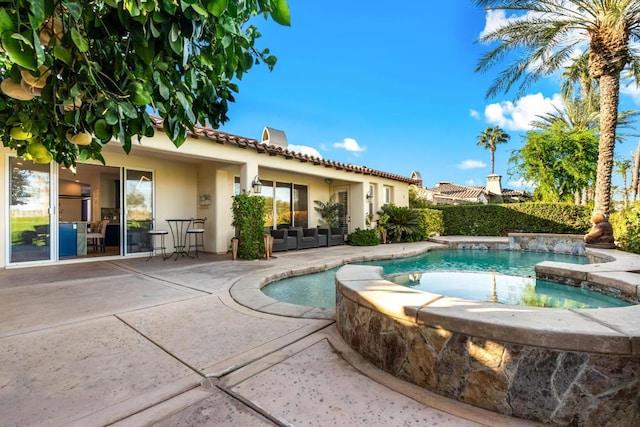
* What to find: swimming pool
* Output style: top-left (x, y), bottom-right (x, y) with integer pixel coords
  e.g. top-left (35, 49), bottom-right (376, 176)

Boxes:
top-left (261, 249), bottom-right (629, 309)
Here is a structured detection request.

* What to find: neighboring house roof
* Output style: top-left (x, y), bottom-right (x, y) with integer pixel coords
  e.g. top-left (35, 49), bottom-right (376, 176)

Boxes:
top-left (150, 117), bottom-right (418, 184)
top-left (430, 182), bottom-right (486, 201)
top-left (421, 181), bottom-right (530, 204)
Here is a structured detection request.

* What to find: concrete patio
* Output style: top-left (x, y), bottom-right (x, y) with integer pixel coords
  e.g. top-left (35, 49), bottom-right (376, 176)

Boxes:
top-left (0, 242), bottom-right (539, 426)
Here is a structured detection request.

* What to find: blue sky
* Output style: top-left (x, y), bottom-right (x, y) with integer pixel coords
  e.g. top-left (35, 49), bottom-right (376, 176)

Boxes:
top-left (218, 2), bottom-right (639, 191)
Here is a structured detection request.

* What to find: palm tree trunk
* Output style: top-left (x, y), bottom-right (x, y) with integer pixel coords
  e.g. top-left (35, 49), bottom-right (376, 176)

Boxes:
top-left (490, 149), bottom-right (495, 175)
top-left (593, 74), bottom-right (620, 217)
top-left (632, 140), bottom-right (640, 202)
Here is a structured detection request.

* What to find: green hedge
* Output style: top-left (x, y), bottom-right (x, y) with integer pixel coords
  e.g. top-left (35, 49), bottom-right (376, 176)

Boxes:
top-left (409, 209), bottom-right (444, 241)
top-left (232, 193), bottom-right (266, 259)
top-left (428, 203), bottom-right (591, 236)
top-left (348, 228), bottom-right (380, 246)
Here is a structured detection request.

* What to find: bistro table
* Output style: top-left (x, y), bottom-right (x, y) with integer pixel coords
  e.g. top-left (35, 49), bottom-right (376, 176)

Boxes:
top-left (166, 219), bottom-right (193, 260)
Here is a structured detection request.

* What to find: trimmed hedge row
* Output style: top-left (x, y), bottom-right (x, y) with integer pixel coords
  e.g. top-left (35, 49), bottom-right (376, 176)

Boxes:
top-left (418, 203), bottom-right (591, 237)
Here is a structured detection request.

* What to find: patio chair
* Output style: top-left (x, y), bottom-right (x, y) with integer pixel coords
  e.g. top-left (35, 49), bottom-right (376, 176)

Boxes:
top-left (270, 229), bottom-right (289, 252)
top-left (186, 218), bottom-right (206, 257)
top-left (318, 227), bottom-right (345, 246)
top-left (289, 227), bottom-right (319, 249)
top-left (147, 229), bottom-right (170, 261)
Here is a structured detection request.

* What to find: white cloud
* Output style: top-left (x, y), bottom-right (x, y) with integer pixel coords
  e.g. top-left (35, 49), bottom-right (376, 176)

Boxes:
top-left (484, 93), bottom-right (563, 131)
top-left (288, 144), bottom-right (322, 159)
top-left (470, 109), bottom-right (480, 119)
top-left (621, 81), bottom-right (640, 104)
top-left (466, 179), bottom-right (481, 186)
top-left (333, 137), bottom-right (366, 154)
top-left (507, 178), bottom-right (535, 190)
top-left (458, 160), bottom-right (486, 170)
top-left (479, 9), bottom-right (510, 38)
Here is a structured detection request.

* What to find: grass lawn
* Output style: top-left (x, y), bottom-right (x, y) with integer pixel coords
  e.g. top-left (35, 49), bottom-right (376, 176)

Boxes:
top-left (10, 216), bottom-right (49, 244)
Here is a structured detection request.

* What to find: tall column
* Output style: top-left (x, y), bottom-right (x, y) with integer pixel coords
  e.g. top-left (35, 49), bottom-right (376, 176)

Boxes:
top-left (213, 169), bottom-right (233, 254)
top-left (240, 162), bottom-right (259, 194)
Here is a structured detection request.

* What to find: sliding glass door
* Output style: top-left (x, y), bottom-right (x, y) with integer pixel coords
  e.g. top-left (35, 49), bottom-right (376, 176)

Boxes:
top-left (8, 156), bottom-right (53, 263)
top-left (124, 169), bottom-right (154, 255)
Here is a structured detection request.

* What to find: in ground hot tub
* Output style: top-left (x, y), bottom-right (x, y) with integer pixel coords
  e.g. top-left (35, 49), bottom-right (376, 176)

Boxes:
top-left (335, 263), bottom-right (640, 426)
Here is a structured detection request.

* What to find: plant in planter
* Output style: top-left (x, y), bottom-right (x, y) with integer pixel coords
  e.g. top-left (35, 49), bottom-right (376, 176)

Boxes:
top-left (376, 212), bottom-right (390, 244)
top-left (231, 192), bottom-right (266, 260)
top-left (313, 194), bottom-right (342, 227)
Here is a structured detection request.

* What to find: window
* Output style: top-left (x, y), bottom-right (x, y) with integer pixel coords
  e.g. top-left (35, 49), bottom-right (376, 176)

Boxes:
top-left (293, 184), bottom-right (308, 227)
top-left (236, 177), bottom-right (308, 229)
top-left (368, 184), bottom-right (374, 215)
top-left (384, 186), bottom-right (391, 204)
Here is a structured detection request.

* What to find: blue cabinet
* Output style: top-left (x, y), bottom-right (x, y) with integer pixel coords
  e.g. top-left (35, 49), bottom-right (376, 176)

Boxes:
top-left (59, 223), bottom-right (77, 257)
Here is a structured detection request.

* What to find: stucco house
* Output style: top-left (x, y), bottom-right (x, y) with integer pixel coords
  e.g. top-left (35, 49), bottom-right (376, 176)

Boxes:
top-left (1, 118), bottom-right (418, 268)
top-left (417, 175), bottom-right (530, 205)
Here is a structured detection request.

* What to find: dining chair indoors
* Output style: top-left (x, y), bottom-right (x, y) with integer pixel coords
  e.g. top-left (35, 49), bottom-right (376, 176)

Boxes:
top-left (87, 219), bottom-right (109, 252)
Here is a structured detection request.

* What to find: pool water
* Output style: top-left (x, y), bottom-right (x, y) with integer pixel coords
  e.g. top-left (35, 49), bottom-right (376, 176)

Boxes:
top-left (261, 249), bottom-right (629, 309)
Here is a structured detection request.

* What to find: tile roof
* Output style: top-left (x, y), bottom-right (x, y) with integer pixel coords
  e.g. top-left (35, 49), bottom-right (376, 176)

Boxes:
top-left (150, 117), bottom-right (418, 184)
top-left (428, 182), bottom-right (485, 201)
top-left (427, 182), bottom-right (529, 201)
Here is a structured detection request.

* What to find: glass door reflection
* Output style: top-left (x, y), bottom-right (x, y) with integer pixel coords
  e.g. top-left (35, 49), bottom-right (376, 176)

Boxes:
top-left (124, 169), bottom-right (154, 255)
top-left (9, 156), bottom-right (52, 263)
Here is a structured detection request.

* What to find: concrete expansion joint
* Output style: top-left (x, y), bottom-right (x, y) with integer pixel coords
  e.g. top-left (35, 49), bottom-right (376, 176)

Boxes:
top-left (114, 314), bottom-right (203, 375)
top-left (216, 383), bottom-right (293, 427)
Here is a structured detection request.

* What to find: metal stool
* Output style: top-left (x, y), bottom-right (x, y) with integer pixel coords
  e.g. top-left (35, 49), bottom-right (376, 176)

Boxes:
top-left (186, 218), bottom-right (206, 257)
top-left (147, 229), bottom-right (169, 261)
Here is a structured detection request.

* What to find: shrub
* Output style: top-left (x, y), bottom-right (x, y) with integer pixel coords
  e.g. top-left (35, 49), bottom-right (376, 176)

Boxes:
top-left (348, 228), bottom-right (380, 246)
top-left (611, 205), bottom-right (640, 254)
top-left (379, 204), bottom-right (421, 242)
top-left (412, 208), bottom-right (444, 241)
top-left (232, 193), bottom-right (266, 259)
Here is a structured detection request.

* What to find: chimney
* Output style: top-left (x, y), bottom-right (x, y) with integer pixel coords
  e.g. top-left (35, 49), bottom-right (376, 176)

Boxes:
top-left (486, 174), bottom-right (503, 202)
top-left (261, 127), bottom-right (288, 149)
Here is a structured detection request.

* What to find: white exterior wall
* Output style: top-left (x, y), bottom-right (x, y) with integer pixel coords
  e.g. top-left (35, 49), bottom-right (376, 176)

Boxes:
top-left (1, 131), bottom-right (411, 268)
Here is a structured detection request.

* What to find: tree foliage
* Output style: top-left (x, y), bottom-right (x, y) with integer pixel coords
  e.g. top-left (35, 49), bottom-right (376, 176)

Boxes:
top-left (509, 122), bottom-right (598, 202)
top-left (0, 0), bottom-right (290, 167)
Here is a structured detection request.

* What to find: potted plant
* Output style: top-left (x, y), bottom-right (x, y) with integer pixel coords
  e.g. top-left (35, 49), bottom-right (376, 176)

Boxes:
top-left (313, 194), bottom-right (342, 228)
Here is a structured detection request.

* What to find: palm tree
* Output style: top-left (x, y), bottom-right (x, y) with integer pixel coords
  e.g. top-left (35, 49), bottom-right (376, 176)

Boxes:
top-left (616, 158), bottom-right (632, 207)
top-left (477, 126), bottom-right (510, 174)
top-left (561, 51), bottom-right (597, 104)
top-left (632, 140), bottom-right (640, 201)
top-left (475, 0), bottom-right (640, 217)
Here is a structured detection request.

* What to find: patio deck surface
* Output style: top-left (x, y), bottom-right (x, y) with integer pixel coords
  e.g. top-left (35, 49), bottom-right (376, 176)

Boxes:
top-left (0, 241), bottom-right (539, 426)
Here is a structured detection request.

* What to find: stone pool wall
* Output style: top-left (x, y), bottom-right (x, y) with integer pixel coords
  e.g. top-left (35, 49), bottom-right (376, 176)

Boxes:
top-left (336, 265), bottom-right (640, 426)
top-left (432, 233), bottom-right (587, 255)
top-left (508, 233), bottom-right (586, 255)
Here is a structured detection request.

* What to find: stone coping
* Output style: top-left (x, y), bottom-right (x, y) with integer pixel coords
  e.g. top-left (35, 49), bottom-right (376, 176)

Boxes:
top-left (229, 241), bottom-right (446, 320)
top-left (535, 247), bottom-right (640, 302)
top-left (336, 263), bottom-right (640, 355)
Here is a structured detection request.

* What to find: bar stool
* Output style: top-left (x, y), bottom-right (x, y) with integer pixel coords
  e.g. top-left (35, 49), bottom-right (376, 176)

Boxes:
top-left (186, 218), bottom-right (206, 257)
top-left (147, 229), bottom-right (169, 261)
